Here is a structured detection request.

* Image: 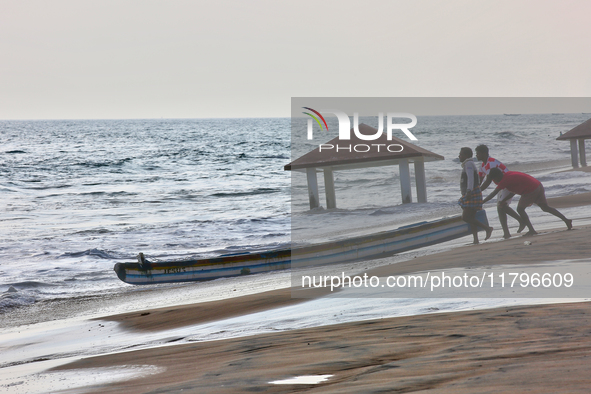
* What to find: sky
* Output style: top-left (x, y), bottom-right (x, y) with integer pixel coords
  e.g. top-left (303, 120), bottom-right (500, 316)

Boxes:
top-left (1, 0), bottom-right (590, 120)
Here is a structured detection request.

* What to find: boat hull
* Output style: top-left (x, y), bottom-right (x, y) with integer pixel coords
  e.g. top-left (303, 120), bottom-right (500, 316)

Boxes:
top-left (114, 211), bottom-right (488, 285)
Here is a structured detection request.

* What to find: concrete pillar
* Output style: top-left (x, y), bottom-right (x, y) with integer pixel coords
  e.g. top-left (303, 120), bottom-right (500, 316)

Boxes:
top-left (570, 139), bottom-right (579, 168)
top-left (306, 168), bottom-right (320, 209)
top-left (579, 139), bottom-right (587, 167)
top-left (323, 168), bottom-right (337, 209)
top-left (399, 159), bottom-right (412, 204)
top-left (414, 160), bottom-right (427, 203)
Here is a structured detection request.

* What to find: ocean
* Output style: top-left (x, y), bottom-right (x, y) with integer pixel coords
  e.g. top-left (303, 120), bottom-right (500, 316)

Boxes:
top-left (1, 114), bottom-right (591, 324)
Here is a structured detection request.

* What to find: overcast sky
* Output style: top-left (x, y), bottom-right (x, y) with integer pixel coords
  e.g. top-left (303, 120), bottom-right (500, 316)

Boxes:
top-left (1, 0), bottom-right (590, 120)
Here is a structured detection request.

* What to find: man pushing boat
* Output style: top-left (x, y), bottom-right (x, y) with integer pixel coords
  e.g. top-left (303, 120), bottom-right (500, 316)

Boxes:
top-left (475, 145), bottom-right (524, 239)
top-left (483, 168), bottom-right (573, 236)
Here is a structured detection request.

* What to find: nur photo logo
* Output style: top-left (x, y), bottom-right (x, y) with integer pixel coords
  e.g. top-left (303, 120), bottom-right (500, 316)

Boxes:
top-left (302, 108), bottom-right (418, 153)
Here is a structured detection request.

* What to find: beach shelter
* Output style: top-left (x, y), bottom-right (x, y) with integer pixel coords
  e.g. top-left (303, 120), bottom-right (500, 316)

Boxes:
top-left (284, 123), bottom-right (444, 209)
top-left (557, 118), bottom-right (591, 168)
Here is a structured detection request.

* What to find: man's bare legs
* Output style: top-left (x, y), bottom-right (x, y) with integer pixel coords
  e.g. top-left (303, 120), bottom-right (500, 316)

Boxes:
top-left (516, 206), bottom-right (537, 236)
top-left (516, 203), bottom-right (572, 236)
top-left (538, 203), bottom-right (573, 230)
top-left (497, 202), bottom-right (524, 239)
top-left (462, 208), bottom-right (493, 244)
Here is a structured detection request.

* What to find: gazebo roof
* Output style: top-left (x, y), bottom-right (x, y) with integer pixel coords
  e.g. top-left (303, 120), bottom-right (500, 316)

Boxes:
top-left (284, 123), bottom-right (444, 171)
top-left (557, 118), bottom-right (591, 141)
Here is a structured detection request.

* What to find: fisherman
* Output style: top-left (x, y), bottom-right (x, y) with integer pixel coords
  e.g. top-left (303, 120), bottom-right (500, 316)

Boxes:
top-left (458, 147), bottom-right (493, 244)
top-left (475, 144), bottom-right (524, 239)
top-left (483, 168), bottom-right (572, 236)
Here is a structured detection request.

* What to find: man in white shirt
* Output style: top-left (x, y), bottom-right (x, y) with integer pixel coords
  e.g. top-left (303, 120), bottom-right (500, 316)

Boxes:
top-left (475, 144), bottom-right (524, 239)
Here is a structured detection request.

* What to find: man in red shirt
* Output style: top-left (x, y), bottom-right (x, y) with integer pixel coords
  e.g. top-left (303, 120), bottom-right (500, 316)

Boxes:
top-left (483, 168), bottom-right (572, 236)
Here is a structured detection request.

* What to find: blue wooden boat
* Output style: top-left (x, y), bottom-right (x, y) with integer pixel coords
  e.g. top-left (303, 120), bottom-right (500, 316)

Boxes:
top-left (113, 210), bottom-right (488, 285)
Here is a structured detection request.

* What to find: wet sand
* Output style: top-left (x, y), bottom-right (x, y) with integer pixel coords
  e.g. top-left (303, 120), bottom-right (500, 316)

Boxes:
top-left (46, 192), bottom-right (591, 393)
top-left (101, 288), bottom-right (302, 332)
top-left (60, 301), bottom-right (591, 393)
top-left (546, 190), bottom-right (591, 208)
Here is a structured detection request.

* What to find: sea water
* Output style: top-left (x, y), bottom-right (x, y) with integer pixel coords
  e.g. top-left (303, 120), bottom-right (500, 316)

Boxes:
top-left (0, 118), bottom-right (292, 320)
top-left (1, 114), bottom-right (591, 324)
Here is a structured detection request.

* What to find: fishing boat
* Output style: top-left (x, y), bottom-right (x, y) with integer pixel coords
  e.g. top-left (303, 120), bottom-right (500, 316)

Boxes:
top-left (114, 211), bottom-right (488, 285)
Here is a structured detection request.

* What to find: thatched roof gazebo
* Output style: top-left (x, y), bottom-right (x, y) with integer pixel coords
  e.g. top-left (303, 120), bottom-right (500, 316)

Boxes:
top-left (284, 123), bottom-right (444, 209)
top-left (557, 118), bottom-right (591, 168)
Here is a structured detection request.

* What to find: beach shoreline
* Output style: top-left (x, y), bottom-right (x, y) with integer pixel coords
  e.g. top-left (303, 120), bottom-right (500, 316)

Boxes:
top-left (2, 191), bottom-right (591, 393)
top-left (63, 220), bottom-right (591, 392)
top-left (98, 191), bottom-right (591, 333)
top-left (102, 224), bottom-right (591, 334)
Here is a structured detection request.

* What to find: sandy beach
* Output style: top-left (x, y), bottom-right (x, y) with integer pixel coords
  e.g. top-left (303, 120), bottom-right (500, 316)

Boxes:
top-left (23, 191), bottom-right (587, 393)
top-left (63, 302), bottom-right (591, 393)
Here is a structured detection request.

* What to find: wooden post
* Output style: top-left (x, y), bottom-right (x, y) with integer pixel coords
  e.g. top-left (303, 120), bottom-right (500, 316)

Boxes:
top-left (306, 168), bottom-right (320, 209)
top-left (323, 168), bottom-right (337, 209)
top-left (399, 159), bottom-right (412, 204)
top-left (570, 139), bottom-right (579, 168)
top-left (414, 160), bottom-right (427, 203)
top-left (579, 139), bottom-right (587, 167)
